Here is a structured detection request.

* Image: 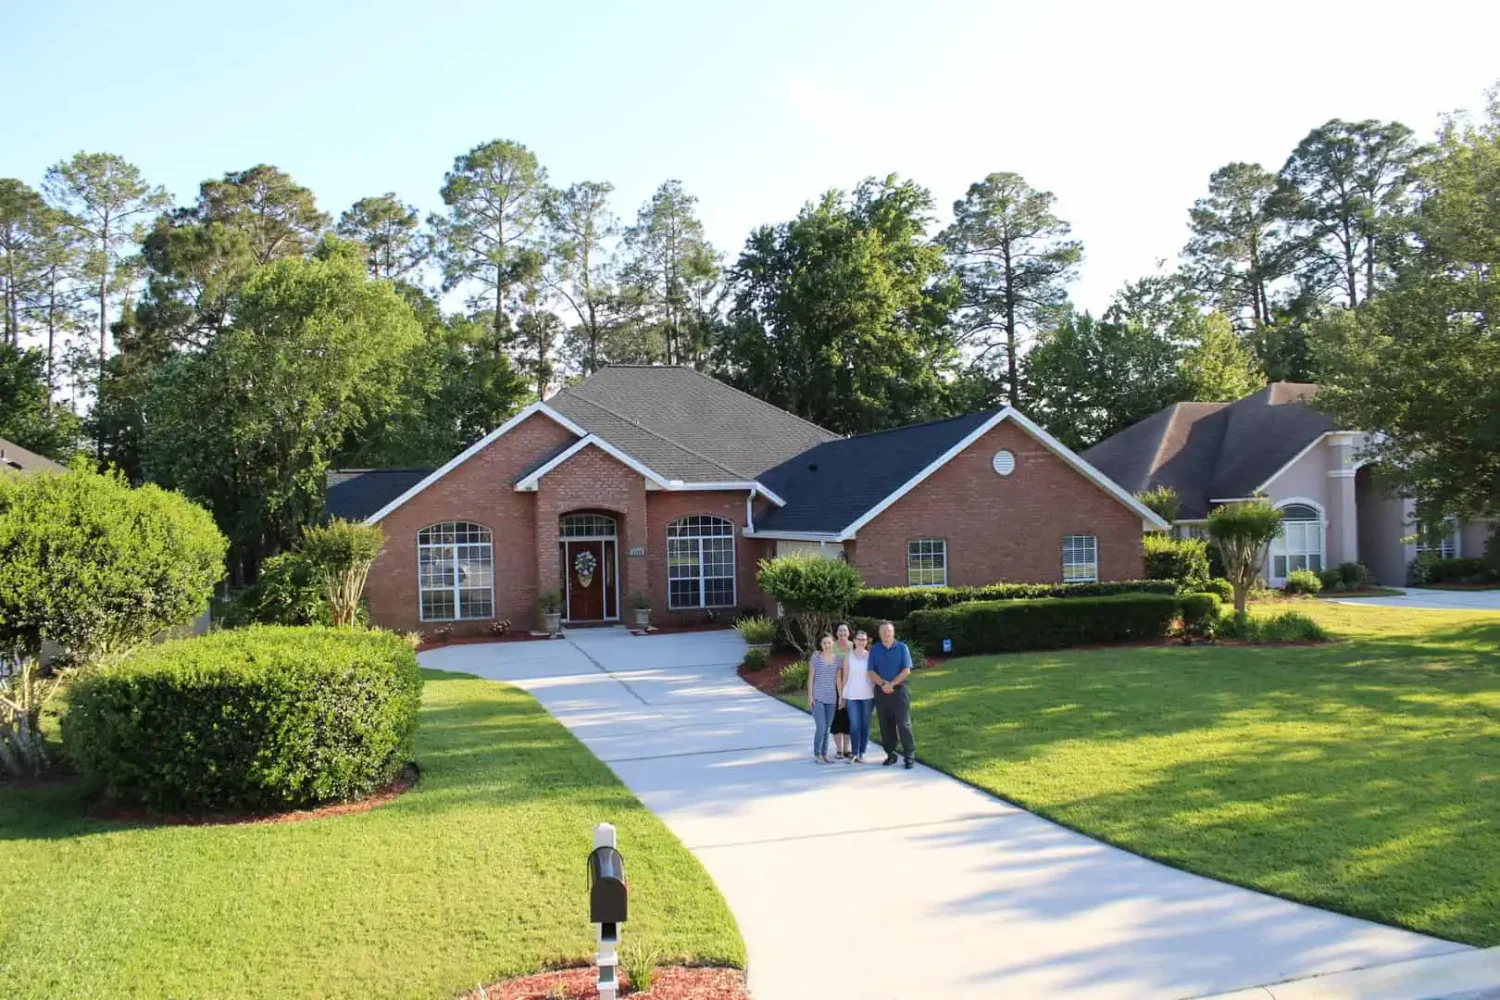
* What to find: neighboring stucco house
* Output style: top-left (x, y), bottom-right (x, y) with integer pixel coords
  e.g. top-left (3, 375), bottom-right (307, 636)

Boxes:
top-left (330, 365), bottom-right (1167, 633)
top-left (1084, 382), bottom-right (1491, 587)
top-left (0, 436), bottom-right (65, 476)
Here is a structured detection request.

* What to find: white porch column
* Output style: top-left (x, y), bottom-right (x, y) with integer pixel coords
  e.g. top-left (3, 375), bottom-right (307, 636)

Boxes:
top-left (1326, 433), bottom-right (1359, 566)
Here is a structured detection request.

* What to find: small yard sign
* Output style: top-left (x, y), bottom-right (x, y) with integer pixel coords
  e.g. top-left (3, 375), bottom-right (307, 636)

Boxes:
top-left (942, 638), bottom-right (952, 653)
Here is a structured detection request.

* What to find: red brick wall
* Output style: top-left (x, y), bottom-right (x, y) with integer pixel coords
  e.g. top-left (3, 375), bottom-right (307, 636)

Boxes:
top-left (850, 421), bottom-right (1145, 587)
top-left (644, 491), bottom-right (774, 621)
top-left (534, 445), bottom-right (648, 621)
top-left (364, 414), bottom-right (576, 635)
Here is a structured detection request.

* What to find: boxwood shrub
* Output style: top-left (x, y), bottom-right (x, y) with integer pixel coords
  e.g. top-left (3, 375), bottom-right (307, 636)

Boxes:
top-left (63, 626), bottom-right (422, 814)
top-left (1178, 592), bottom-right (1223, 640)
top-left (904, 593), bottom-right (1180, 657)
top-left (850, 579), bottom-right (1177, 620)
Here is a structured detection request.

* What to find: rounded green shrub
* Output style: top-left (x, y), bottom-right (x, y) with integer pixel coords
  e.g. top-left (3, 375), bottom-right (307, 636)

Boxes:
top-left (734, 615), bottom-right (777, 645)
top-left (1283, 569), bottom-right (1323, 595)
top-left (1144, 533), bottom-right (1210, 590)
top-left (1179, 592), bottom-right (1224, 639)
top-left (742, 646), bottom-right (769, 671)
top-left (777, 660), bottom-right (810, 694)
top-left (63, 626), bottom-right (422, 814)
top-left (1205, 577), bottom-right (1235, 603)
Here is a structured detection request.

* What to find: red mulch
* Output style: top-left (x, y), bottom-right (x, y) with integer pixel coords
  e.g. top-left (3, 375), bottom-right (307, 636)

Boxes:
top-left (632, 623), bottom-right (735, 636)
top-left (417, 633), bottom-right (560, 652)
top-left (91, 764), bottom-right (419, 827)
top-left (466, 966), bottom-right (749, 1000)
top-left (737, 650), bottom-right (801, 696)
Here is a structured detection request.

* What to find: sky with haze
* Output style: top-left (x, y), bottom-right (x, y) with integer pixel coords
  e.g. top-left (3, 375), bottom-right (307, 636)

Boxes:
top-left (5, 0), bottom-right (1499, 314)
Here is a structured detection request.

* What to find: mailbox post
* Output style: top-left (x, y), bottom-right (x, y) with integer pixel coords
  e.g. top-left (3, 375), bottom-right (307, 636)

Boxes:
top-left (588, 823), bottom-right (628, 1000)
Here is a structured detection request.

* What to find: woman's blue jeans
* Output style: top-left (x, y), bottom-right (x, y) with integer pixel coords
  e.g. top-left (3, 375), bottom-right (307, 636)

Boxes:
top-left (846, 698), bottom-right (874, 755)
top-left (812, 700), bottom-right (836, 757)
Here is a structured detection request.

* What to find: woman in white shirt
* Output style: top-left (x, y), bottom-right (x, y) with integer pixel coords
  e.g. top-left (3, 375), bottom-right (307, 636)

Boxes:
top-left (840, 629), bottom-right (876, 763)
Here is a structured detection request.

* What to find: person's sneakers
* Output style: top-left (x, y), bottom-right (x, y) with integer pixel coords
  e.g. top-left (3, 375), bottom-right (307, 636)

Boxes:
top-left (903, 757), bottom-right (915, 770)
top-left (882, 754), bottom-right (898, 766)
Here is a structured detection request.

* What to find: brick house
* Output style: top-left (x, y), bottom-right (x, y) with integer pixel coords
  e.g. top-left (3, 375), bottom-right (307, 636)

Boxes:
top-left (328, 366), bottom-right (1168, 633)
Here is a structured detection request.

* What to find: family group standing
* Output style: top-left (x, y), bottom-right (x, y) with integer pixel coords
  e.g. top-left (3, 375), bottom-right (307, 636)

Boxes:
top-left (807, 620), bottom-right (916, 769)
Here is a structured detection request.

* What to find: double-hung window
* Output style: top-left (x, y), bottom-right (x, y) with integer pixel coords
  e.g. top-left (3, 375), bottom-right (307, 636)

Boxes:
top-left (906, 538), bottom-right (947, 587)
top-left (418, 522), bottom-right (494, 620)
top-left (667, 516), bottom-right (736, 608)
top-left (1062, 534), bottom-right (1098, 583)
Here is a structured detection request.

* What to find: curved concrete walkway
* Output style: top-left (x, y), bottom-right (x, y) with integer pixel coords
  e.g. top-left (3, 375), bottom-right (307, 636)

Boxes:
top-left (422, 628), bottom-right (1466, 1000)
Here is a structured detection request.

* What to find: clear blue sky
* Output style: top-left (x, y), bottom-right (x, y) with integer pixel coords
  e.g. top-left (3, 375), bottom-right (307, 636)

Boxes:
top-left (5, 0), bottom-right (1498, 312)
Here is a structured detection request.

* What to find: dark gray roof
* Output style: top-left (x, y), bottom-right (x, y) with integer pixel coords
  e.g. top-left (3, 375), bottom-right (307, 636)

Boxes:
top-left (324, 469), bottom-right (431, 520)
top-left (0, 437), bottom-right (65, 475)
top-left (549, 366), bottom-right (839, 479)
top-left (755, 410), bottom-right (1001, 533)
top-left (1083, 383), bottom-right (1333, 519)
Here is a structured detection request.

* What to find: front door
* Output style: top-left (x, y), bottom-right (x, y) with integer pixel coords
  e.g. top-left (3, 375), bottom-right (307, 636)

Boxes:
top-left (565, 540), bottom-right (607, 621)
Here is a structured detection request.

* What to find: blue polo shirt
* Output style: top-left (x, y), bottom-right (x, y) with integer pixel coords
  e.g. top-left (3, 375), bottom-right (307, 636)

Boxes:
top-left (868, 640), bottom-right (912, 683)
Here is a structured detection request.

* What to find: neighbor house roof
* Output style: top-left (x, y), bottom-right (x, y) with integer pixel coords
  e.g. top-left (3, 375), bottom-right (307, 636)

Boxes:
top-left (1083, 383), bottom-right (1335, 519)
top-left (0, 437), bottom-right (65, 475)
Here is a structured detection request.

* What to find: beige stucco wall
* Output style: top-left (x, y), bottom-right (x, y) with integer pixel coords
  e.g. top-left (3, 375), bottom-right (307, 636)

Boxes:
top-left (1461, 520), bottom-right (1494, 561)
top-left (1357, 471), bottom-right (1412, 586)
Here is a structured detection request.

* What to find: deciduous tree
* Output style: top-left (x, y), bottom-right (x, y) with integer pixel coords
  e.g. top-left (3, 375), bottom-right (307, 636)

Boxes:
top-left (717, 175), bottom-right (958, 434)
top-left (1180, 312), bottom-right (1265, 401)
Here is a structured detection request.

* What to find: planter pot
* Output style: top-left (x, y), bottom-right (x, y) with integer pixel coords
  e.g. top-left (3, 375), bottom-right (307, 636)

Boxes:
top-left (544, 612), bottom-right (563, 635)
top-left (634, 607), bottom-right (652, 628)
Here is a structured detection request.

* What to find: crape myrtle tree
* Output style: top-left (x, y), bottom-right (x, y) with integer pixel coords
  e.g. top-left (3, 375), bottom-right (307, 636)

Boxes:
top-left (0, 467), bottom-right (226, 775)
top-left (299, 518), bottom-right (385, 628)
top-left (757, 554), bottom-right (864, 657)
top-left (1207, 499), bottom-right (1284, 616)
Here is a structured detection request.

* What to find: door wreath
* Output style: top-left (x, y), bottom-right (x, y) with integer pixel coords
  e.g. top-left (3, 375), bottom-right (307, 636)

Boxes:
top-left (574, 549), bottom-right (598, 589)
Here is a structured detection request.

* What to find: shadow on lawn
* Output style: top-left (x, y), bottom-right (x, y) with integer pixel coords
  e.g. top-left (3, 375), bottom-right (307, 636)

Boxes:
top-left (906, 614), bottom-right (1500, 945)
top-left (0, 668), bottom-right (641, 842)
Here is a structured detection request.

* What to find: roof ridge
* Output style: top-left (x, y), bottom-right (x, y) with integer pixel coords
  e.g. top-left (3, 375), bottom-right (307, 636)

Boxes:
top-left (668, 366), bottom-right (840, 442)
top-left (829, 408), bottom-right (1002, 445)
top-left (552, 390), bottom-right (747, 480)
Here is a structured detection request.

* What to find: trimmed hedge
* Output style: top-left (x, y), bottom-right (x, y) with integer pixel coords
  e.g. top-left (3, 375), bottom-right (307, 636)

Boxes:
top-left (1179, 592), bottom-right (1223, 639)
top-left (1413, 556), bottom-right (1498, 585)
top-left (63, 626), bottom-right (422, 814)
top-left (904, 593), bottom-right (1180, 657)
top-left (850, 579), bottom-right (1178, 620)
top-left (1143, 534), bottom-right (1210, 590)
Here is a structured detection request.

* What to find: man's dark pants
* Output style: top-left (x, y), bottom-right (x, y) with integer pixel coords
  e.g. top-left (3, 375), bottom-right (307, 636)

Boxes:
top-left (873, 683), bottom-right (915, 760)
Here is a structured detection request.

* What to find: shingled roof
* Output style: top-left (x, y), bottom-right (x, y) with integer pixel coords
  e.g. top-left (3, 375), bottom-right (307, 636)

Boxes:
top-left (755, 410), bottom-right (1001, 533)
top-left (1083, 383), bottom-right (1334, 519)
top-left (0, 436), bottom-right (65, 475)
top-left (548, 366), bottom-right (839, 479)
top-left (325, 469), bottom-right (432, 521)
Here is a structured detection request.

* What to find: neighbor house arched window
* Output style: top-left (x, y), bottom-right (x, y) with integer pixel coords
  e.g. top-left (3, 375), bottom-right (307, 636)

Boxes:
top-left (1269, 503), bottom-right (1323, 584)
top-left (418, 522), bottom-right (494, 621)
top-left (667, 515), bottom-right (736, 609)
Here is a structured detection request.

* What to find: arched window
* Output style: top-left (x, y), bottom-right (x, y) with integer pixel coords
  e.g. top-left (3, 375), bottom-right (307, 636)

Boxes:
top-left (1269, 503), bottom-right (1323, 583)
top-left (418, 522), bottom-right (494, 621)
top-left (559, 512), bottom-right (618, 538)
top-left (667, 515), bottom-right (736, 609)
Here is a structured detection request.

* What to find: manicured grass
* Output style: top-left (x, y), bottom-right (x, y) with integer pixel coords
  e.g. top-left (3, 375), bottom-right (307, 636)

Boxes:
top-left (0, 669), bottom-right (742, 1000)
top-left (906, 601), bottom-right (1500, 945)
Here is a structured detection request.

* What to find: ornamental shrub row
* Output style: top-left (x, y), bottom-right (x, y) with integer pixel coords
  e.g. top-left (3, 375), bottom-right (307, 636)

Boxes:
top-left (63, 626), bottom-right (422, 814)
top-left (1412, 555), bottom-right (1498, 585)
top-left (850, 579), bottom-right (1177, 621)
top-left (903, 593), bottom-right (1181, 657)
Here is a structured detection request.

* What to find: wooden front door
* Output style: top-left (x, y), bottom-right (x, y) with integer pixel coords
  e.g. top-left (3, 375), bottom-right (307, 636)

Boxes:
top-left (565, 540), bottom-right (608, 621)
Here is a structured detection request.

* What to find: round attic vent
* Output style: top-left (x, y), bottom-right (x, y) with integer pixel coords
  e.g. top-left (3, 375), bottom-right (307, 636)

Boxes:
top-left (991, 450), bottom-right (1016, 476)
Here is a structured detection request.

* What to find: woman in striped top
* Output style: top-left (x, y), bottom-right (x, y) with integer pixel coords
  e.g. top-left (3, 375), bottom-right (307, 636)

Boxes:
top-left (807, 633), bottom-right (843, 764)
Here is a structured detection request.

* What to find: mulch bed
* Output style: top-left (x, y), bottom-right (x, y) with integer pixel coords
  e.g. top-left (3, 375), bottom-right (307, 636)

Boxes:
top-left (91, 764), bottom-right (420, 827)
top-left (417, 633), bottom-right (561, 652)
top-left (467, 966), bottom-right (750, 1000)
top-left (737, 650), bottom-right (801, 697)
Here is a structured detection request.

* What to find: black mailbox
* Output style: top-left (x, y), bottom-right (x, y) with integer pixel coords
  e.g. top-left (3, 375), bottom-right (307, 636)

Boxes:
top-left (588, 845), bottom-right (628, 924)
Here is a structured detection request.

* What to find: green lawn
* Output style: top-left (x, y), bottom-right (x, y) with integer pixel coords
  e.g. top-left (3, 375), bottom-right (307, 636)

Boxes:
top-left (0, 670), bottom-right (742, 1000)
top-left (907, 601), bottom-right (1500, 945)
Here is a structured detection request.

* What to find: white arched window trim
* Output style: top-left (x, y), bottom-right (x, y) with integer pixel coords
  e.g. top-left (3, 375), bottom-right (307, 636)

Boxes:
top-left (1268, 498), bottom-right (1326, 584)
top-left (667, 515), bottom-right (736, 609)
top-left (417, 521), bottom-right (495, 621)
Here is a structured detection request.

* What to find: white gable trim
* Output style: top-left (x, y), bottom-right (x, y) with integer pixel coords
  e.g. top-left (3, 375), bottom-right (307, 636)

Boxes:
top-left (741, 528), bottom-right (844, 541)
top-left (515, 434), bottom-right (673, 491)
top-left (1252, 431), bottom-right (1337, 494)
top-left (672, 481), bottom-right (787, 507)
top-left (364, 403), bottom-right (587, 524)
top-left (834, 407), bottom-right (1171, 540)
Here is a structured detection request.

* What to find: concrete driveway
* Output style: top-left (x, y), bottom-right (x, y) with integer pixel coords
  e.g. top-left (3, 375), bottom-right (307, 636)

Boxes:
top-left (421, 628), bottom-right (1466, 1000)
top-left (1333, 587), bottom-right (1500, 611)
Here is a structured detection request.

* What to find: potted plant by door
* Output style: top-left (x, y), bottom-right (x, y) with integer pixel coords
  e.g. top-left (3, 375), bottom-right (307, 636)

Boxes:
top-left (538, 587), bottom-right (564, 635)
top-left (628, 591), bottom-right (652, 629)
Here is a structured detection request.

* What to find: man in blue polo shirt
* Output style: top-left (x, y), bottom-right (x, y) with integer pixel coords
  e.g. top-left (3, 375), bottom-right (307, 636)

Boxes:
top-left (866, 620), bottom-right (915, 769)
